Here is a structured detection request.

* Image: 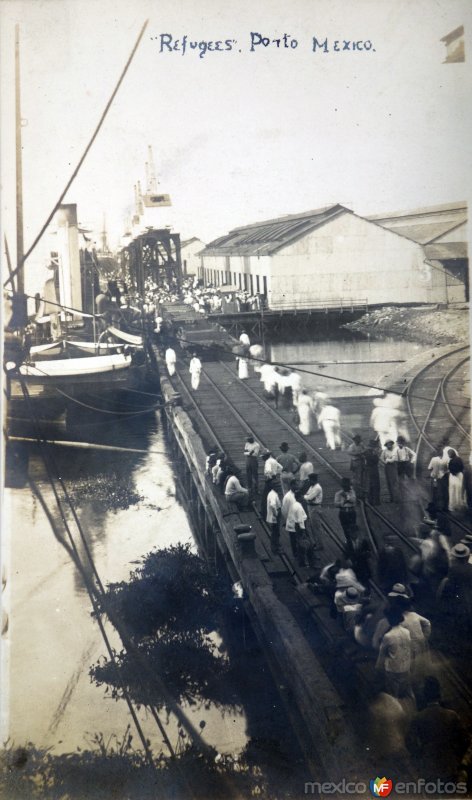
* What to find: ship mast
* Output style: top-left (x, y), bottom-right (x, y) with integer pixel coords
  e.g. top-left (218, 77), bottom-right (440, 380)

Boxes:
top-left (15, 23), bottom-right (24, 295)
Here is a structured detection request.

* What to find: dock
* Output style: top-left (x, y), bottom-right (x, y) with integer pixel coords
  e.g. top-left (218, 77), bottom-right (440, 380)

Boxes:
top-left (151, 338), bottom-right (472, 778)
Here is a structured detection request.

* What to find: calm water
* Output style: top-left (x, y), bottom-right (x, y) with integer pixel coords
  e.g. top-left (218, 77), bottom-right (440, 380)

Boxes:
top-left (4, 412), bottom-right (250, 754)
top-left (3, 409), bottom-right (292, 760)
top-left (269, 331), bottom-right (423, 397)
top-left (3, 329), bottom-right (421, 758)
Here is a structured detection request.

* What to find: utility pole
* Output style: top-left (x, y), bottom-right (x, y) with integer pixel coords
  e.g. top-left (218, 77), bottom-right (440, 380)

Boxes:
top-left (15, 24), bottom-right (25, 294)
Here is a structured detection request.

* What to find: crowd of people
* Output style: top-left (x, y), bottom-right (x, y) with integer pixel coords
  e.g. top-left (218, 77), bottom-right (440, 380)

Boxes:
top-left (198, 330), bottom-right (472, 785)
top-left (140, 274), bottom-right (265, 318)
top-left (206, 430), bottom-right (472, 785)
top-left (119, 275), bottom-right (472, 784)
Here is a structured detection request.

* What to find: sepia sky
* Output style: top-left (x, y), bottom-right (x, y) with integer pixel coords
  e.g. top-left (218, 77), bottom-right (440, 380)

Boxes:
top-left (0, 0), bottom-right (471, 292)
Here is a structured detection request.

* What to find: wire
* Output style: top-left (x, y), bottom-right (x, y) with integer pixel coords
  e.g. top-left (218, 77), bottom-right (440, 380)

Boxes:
top-left (10, 287), bottom-right (470, 410)
top-left (15, 360), bottom-right (161, 415)
top-left (171, 334), bottom-right (472, 413)
top-left (4, 20), bottom-right (149, 289)
top-left (11, 389), bottom-right (221, 795)
top-left (12, 387), bottom-right (159, 767)
top-left (10, 382), bottom-right (219, 777)
top-left (51, 387), bottom-right (160, 416)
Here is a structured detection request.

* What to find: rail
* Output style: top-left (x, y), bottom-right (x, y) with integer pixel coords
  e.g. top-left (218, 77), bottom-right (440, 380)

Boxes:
top-left (267, 298), bottom-right (369, 313)
top-left (404, 346), bottom-right (471, 535)
top-left (215, 360), bottom-right (418, 554)
top-left (171, 355), bottom-right (472, 712)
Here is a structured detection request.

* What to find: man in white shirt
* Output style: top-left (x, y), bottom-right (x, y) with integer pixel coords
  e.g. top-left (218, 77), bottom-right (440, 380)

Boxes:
top-left (189, 353), bottom-right (202, 390)
top-left (224, 467), bottom-right (249, 509)
top-left (318, 404), bottom-right (341, 450)
top-left (244, 435), bottom-right (261, 495)
top-left (262, 451), bottom-right (283, 481)
top-left (299, 453), bottom-right (315, 484)
top-left (428, 447), bottom-right (448, 509)
top-left (396, 436), bottom-right (416, 480)
top-left (380, 440), bottom-right (400, 502)
top-left (282, 479), bottom-right (298, 524)
top-left (266, 478), bottom-right (282, 553)
top-left (277, 442), bottom-right (300, 496)
top-left (334, 477), bottom-right (357, 546)
top-left (285, 490), bottom-right (308, 562)
top-left (288, 370), bottom-right (302, 408)
top-left (304, 473), bottom-right (323, 542)
top-left (239, 330), bottom-right (250, 347)
top-left (165, 347), bottom-right (176, 376)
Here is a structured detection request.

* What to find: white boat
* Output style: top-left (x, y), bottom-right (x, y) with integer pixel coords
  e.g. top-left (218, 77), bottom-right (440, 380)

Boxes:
top-left (29, 341), bottom-right (65, 358)
top-left (65, 340), bottom-right (124, 354)
top-left (19, 353), bottom-right (132, 381)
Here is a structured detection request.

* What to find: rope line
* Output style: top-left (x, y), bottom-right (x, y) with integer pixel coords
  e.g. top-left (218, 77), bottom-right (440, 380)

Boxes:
top-left (4, 20), bottom-right (149, 288)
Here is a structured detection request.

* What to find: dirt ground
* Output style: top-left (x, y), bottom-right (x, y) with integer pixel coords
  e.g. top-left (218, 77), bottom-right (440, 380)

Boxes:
top-left (344, 304), bottom-right (470, 346)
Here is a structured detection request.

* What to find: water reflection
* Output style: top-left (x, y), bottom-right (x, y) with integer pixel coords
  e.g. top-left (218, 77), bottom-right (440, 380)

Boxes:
top-left (5, 407), bottom-right (248, 755)
top-left (269, 333), bottom-right (421, 397)
top-left (5, 331), bottom-right (423, 763)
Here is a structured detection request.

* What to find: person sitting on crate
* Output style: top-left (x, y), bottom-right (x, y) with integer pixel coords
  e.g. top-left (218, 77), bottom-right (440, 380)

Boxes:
top-left (224, 466), bottom-right (250, 510)
top-left (335, 586), bottom-right (365, 633)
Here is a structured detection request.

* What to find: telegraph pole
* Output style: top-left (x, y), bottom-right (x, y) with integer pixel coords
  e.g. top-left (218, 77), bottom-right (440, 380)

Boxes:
top-left (15, 24), bottom-right (25, 294)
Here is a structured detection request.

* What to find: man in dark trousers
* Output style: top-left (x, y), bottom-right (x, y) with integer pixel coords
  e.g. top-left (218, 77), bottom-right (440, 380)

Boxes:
top-left (244, 435), bottom-right (260, 495)
top-left (364, 439), bottom-right (381, 505)
top-left (407, 676), bottom-right (468, 781)
top-left (277, 442), bottom-right (300, 496)
top-left (334, 477), bottom-right (357, 546)
top-left (265, 478), bottom-right (282, 553)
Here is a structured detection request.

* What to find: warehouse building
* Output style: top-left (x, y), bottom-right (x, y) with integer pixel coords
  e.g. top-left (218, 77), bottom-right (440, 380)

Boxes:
top-left (181, 237), bottom-right (206, 277)
top-left (369, 202), bottom-right (468, 303)
top-left (199, 204), bottom-right (462, 309)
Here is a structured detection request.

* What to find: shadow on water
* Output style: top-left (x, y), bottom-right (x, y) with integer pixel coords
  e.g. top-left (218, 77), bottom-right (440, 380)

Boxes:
top-left (173, 471), bottom-right (306, 778)
top-left (5, 393), bottom-right (307, 779)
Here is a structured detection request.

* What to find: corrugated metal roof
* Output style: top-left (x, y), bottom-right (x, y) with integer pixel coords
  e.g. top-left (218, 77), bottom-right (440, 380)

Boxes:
top-left (376, 220), bottom-right (466, 245)
top-left (181, 237), bottom-right (203, 248)
top-left (201, 205), bottom-right (349, 256)
top-left (424, 242), bottom-right (468, 260)
top-left (367, 201), bottom-right (467, 220)
top-left (368, 203), bottom-right (467, 245)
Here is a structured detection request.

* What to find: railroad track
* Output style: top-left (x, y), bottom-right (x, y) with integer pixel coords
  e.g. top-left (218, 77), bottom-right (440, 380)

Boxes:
top-left (403, 346), bottom-right (471, 536)
top-left (211, 359), bottom-right (418, 555)
top-left (173, 361), bottom-right (368, 584)
top-left (170, 356), bottom-right (472, 713)
top-left (404, 346), bottom-right (470, 466)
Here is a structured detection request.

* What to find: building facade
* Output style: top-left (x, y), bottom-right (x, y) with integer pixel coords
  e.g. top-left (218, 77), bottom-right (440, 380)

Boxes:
top-left (200, 204), bottom-right (464, 309)
top-left (370, 202), bottom-right (468, 303)
top-left (180, 237), bottom-right (206, 277)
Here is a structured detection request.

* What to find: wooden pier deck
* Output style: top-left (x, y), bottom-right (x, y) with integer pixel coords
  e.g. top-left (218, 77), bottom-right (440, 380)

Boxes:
top-left (154, 340), bottom-right (472, 774)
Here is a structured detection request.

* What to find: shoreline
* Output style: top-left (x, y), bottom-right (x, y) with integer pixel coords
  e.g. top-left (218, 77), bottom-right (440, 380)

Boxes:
top-left (342, 304), bottom-right (469, 347)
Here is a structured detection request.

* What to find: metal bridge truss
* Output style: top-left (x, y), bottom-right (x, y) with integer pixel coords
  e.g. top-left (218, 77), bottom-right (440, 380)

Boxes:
top-left (120, 229), bottom-right (183, 296)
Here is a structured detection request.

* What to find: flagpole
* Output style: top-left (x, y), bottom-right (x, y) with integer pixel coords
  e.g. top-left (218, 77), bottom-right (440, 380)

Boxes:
top-left (15, 24), bottom-right (25, 295)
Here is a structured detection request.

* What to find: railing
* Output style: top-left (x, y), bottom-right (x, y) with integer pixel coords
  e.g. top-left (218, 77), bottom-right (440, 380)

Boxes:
top-left (267, 298), bottom-right (369, 313)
